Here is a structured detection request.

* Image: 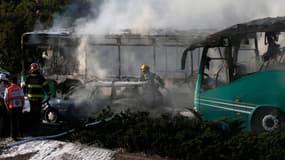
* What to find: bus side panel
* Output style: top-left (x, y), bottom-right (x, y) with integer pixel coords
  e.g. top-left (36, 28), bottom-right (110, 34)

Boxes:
top-left (197, 70), bottom-right (285, 128)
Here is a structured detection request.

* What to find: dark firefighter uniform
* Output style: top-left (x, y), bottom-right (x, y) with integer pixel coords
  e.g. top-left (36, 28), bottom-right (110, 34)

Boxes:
top-left (23, 63), bottom-right (50, 127)
top-left (4, 77), bottom-right (24, 140)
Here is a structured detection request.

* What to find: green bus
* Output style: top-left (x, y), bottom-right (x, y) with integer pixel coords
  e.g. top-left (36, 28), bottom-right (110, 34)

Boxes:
top-left (182, 16), bottom-right (285, 132)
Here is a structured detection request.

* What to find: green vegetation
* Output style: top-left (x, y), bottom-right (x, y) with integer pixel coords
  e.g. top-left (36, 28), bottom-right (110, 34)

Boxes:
top-left (0, 0), bottom-right (87, 73)
top-left (70, 110), bottom-right (285, 160)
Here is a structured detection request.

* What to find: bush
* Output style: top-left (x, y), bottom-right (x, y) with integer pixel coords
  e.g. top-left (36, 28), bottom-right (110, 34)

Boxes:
top-left (68, 109), bottom-right (285, 159)
top-left (70, 110), bottom-right (265, 160)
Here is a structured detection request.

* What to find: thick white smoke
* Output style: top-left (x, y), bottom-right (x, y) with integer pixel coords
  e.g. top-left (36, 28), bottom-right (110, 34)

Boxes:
top-left (72, 0), bottom-right (285, 81)
top-left (75, 0), bottom-right (285, 35)
top-left (49, 0), bottom-right (285, 115)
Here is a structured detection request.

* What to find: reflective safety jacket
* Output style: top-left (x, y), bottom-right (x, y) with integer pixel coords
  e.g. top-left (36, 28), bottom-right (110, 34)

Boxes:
top-left (23, 71), bottom-right (50, 101)
top-left (4, 84), bottom-right (24, 109)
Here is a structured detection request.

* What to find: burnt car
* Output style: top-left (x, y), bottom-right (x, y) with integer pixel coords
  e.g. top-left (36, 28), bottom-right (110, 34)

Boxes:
top-left (40, 78), bottom-right (146, 124)
top-left (41, 96), bottom-right (110, 124)
top-left (41, 79), bottom-right (111, 124)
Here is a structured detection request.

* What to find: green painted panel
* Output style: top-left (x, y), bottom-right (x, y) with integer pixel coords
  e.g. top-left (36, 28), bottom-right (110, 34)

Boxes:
top-left (196, 70), bottom-right (285, 129)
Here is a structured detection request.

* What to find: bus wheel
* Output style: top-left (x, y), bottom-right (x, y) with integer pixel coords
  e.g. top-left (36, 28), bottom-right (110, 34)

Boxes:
top-left (251, 107), bottom-right (285, 132)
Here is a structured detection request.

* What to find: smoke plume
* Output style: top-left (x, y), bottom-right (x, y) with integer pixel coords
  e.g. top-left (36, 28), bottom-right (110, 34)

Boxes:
top-left (47, 0), bottom-right (285, 116)
top-left (72, 0), bottom-right (285, 35)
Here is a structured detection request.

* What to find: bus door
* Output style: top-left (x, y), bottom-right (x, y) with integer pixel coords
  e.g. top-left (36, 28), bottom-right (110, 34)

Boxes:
top-left (198, 47), bottom-right (235, 121)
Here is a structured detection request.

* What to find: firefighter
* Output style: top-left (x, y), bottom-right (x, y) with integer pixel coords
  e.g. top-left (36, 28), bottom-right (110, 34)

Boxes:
top-left (22, 63), bottom-right (50, 128)
top-left (0, 73), bottom-right (10, 136)
top-left (4, 76), bottom-right (24, 140)
top-left (140, 64), bottom-right (165, 107)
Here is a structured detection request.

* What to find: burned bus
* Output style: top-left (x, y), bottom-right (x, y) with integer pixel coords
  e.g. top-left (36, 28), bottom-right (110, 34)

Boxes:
top-left (21, 29), bottom-right (211, 110)
top-left (182, 17), bottom-right (285, 132)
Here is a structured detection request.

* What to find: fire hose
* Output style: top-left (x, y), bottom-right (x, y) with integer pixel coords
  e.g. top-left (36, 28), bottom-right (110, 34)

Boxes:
top-left (0, 116), bottom-right (114, 151)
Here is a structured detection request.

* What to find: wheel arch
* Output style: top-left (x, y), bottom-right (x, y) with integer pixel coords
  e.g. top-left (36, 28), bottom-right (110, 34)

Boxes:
top-left (248, 105), bottom-right (285, 131)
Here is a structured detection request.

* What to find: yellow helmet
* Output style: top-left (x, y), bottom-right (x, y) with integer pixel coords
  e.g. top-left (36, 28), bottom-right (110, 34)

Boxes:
top-left (140, 64), bottom-right (149, 72)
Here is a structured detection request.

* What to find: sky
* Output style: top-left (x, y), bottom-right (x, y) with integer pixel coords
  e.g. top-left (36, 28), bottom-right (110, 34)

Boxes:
top-left (68, 0), bottom-right (285, 34)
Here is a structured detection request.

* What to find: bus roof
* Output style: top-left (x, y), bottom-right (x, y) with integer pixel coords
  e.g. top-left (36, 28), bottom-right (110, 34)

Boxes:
top-left (22, 29), bottom-right (213, 47)
top-left (181, 16), bottom-right (285, 70)
top-left (187, 16), bottom-right (285, 50)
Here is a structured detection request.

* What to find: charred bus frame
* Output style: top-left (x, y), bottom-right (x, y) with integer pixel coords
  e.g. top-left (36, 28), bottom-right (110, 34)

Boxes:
top-left (21, 30), bottom-right (206, 82)
top-left (182, 17), bottom-right (285, 132)
top-left (21, 30), bottom-right (209, 107)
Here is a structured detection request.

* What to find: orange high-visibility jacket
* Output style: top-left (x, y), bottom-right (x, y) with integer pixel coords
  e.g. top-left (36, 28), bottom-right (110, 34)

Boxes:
top-left (5, 84), bottom-right (24, 109)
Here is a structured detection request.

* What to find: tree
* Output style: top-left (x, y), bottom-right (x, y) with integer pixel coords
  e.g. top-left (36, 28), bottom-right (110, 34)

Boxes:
top-left (0, 0), bottom-right (70, 73)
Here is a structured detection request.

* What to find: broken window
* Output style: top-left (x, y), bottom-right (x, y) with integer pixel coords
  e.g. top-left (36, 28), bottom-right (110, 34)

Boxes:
top-left (259, 32), bottom-right (285, 71)
top-left (232, 32), bottom-right (285, 79)
top-left (202, 47), bottom-right (229, 91)
top-left (234, 37), bottom-right (259, 77)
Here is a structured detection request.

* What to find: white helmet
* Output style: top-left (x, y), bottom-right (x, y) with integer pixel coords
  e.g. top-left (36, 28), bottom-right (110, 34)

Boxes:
top-left (0, 73), bottom-right (8, 81)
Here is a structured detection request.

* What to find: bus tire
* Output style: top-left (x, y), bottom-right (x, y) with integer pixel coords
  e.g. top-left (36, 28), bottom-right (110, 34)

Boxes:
top-left (251, 107), bottom-right (285, 132)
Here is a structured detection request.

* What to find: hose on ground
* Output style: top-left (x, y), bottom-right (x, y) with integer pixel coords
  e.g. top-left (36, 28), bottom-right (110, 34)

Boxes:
top-left (0, 116), bottom-right (113, 151)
